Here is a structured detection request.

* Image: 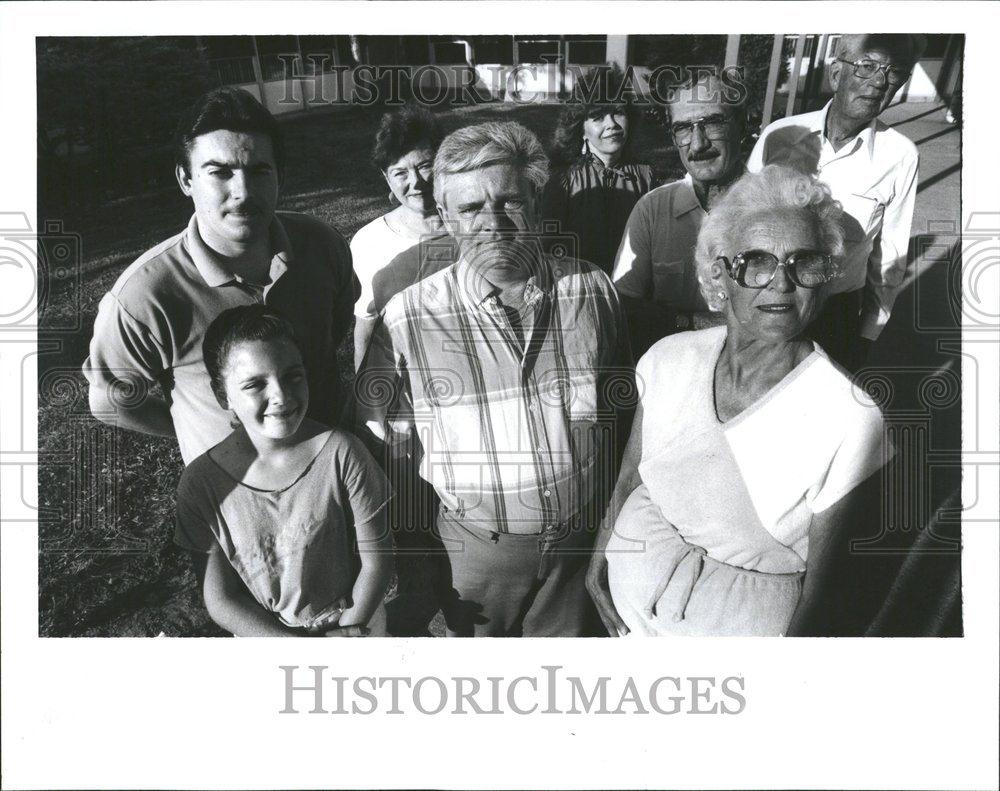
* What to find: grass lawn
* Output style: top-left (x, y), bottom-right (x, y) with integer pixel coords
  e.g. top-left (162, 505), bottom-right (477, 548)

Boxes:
top-left (37, 100), bottom-right (684, 636)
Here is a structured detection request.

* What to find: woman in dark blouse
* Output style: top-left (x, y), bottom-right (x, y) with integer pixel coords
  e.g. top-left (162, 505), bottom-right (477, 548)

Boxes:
top-left (543, 72), bottom-right (654, 275)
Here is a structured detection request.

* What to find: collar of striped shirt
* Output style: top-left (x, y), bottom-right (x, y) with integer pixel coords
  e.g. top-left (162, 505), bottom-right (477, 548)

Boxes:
top-left (454, 248), bottom-right (554, 308)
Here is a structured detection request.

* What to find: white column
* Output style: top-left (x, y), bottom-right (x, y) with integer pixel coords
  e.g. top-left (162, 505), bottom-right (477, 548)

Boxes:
top-left (724, 35), bottom-right (741, 68)
top-left (605, 35), bottom-right (628, 68)
top-left (785, 35), bottom-right (808, 117)
top-left (761, 35), bottom-right (784, 129)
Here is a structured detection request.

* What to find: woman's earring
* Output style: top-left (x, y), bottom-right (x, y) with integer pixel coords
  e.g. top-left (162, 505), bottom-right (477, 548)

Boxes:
top-left (717, 290), bottom-right (728, 302)
top-left (581, 138), bottom-right (591, 157)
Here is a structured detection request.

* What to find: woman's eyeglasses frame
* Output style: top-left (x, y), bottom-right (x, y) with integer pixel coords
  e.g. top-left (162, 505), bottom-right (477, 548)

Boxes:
top-left (716, 250), bottom-right (835, 290)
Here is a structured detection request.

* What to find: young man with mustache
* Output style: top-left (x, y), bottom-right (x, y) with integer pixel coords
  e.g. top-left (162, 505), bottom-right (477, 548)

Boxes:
top-left (747, 34), bottom-right (925, 371)
top-left (612, 72), bottom-right (746, 358)
top-left (83, 87), bottom-right (359, 465)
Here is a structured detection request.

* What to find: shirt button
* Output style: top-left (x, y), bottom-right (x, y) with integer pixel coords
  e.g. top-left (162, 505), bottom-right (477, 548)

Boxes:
top-left (543, 490), bottom-right (551, 497)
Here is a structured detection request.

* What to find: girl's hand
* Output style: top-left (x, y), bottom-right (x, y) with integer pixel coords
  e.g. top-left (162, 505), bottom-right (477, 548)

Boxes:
top-left (306, 597), bottom-right (351, 633)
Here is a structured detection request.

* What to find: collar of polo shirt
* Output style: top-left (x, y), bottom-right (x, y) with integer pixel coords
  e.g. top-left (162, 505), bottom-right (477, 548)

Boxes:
top-left (184, 212), bottom-right (293, 287)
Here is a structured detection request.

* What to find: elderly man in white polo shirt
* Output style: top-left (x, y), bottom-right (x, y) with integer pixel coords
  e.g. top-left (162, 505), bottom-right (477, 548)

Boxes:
top-left (747, 34), bottom-right (925, 370)
top-left (611, 72), bottom-right (745, 358)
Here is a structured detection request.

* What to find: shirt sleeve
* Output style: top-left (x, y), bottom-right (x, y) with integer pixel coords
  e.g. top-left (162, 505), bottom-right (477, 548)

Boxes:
top-left (609, 277), bottom-right (635, 370)
top-left (338, 433), bottom-right (394, 527)
top-left (349, 230), bottom-right (377, 318)
top-left (859, 150), bottom-right (920, 341)
top-left (353, 313), bottom-right (415, 455)
top-left (82, 291), bottom-right (168, 393)
top-left (605, 281), bottom-right (637, 477)
top-left (328, 226), bottom-right (362, 344)
top-left (174, 469), bottom-right (219, 554)
top-left (611, 196), bottom-right (654, 299)
top-left (807, 401), bottom-right (889, 513)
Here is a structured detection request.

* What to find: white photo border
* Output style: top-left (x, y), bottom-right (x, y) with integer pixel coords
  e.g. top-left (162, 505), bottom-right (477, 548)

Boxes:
top-left (2, 2), bottom-right (997, 789)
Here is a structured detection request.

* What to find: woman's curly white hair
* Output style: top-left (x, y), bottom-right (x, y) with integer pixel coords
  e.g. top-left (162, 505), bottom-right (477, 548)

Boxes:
top-left (695, 165), bottom-right (846, 311)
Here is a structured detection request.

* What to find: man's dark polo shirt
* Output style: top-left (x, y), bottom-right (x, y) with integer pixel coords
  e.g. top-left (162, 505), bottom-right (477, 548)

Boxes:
top-left (83, 211), bottom-right (359, 464)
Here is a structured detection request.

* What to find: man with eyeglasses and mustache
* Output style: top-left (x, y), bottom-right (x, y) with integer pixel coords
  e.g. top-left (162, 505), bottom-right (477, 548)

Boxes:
top-left (612, 72), bottom-right (746, 358)
top-left (84, 88), bottom-right (359, 465)
top-left (748, 34), bottom-right (925, 371)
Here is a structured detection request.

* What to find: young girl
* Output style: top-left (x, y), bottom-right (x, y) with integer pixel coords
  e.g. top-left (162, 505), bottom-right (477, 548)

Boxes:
top-left (175, 305), bottom-right (393, 636)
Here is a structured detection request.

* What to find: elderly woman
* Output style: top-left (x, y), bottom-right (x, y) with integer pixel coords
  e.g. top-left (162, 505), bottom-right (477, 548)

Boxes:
top-left (586, 165), bottom-right (890, 637)
top-left (542, 70), bottom-right (654, 275)
top-left (351, 105), bottom-right (449, 370)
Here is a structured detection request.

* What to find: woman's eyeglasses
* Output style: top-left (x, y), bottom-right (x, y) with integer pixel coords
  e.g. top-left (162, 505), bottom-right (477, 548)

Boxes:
top-left (717, 250), bottom-right (834, 289)
top-left (670, 114), bottom-right (731, 147)
top-left (836, 57), bottom-right (911, 86)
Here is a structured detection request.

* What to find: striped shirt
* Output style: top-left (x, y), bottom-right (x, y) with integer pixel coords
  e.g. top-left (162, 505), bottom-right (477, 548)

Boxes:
top-left (357, 253), bottom-right (633, 534)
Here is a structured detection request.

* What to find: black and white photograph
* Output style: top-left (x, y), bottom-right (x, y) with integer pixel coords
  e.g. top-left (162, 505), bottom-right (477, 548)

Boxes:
top-left (2, 2), bottom-right (998, 789)
top-left (34, 30), bottom-right (967, 639)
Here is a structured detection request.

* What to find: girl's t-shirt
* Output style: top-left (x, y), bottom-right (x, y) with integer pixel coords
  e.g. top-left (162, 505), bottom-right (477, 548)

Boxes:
top-left (175, 430), bottom-right (392, 630)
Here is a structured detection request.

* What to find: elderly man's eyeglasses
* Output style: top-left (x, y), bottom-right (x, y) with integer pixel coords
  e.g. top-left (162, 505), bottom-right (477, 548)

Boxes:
top-left (670, 114), bottom-right (731, 147)
top-left (717, 250), bottom-right (834, 289)
top-left (836, 58), bottom-right (911, 86)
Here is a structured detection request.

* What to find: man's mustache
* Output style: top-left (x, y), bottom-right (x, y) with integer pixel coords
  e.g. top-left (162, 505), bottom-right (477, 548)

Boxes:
top-left (227, 201), bottom-right (264, 215)
top-left (687, 149), bottom-right (721, 162)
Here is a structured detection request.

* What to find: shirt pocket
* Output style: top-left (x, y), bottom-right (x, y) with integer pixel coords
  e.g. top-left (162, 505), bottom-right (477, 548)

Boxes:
top-left (417, 367), bottom-right (482, 453)
top-left (838, 193), bottom-right (882, 242)
top-left (538, 352), bottom-right (599, 422)
top-left (651, 261), bottom-right (686, 304)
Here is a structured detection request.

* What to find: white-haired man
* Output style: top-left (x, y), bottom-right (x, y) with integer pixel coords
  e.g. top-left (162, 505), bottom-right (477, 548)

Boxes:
top-left (748, 34), bottom-right (924, 370)
top-left (358, 121), bottom-right (633, 637)
top-left (611, 72), bottom-right (746, 358)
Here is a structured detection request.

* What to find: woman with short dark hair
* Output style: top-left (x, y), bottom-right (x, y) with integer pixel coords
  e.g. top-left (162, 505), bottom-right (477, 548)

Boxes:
top-left (542, 69), bottom-right (654, 274)
top-left (351, 105), bottom-right (449, 370)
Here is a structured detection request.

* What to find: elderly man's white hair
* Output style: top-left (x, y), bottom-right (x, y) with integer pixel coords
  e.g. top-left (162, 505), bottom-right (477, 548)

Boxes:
top-left (694, 165), bottom-right (846, 311)
top-left (836, 34), bottom-right (928, 67)
top-left (433, 121), bottom-right (549, 207)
